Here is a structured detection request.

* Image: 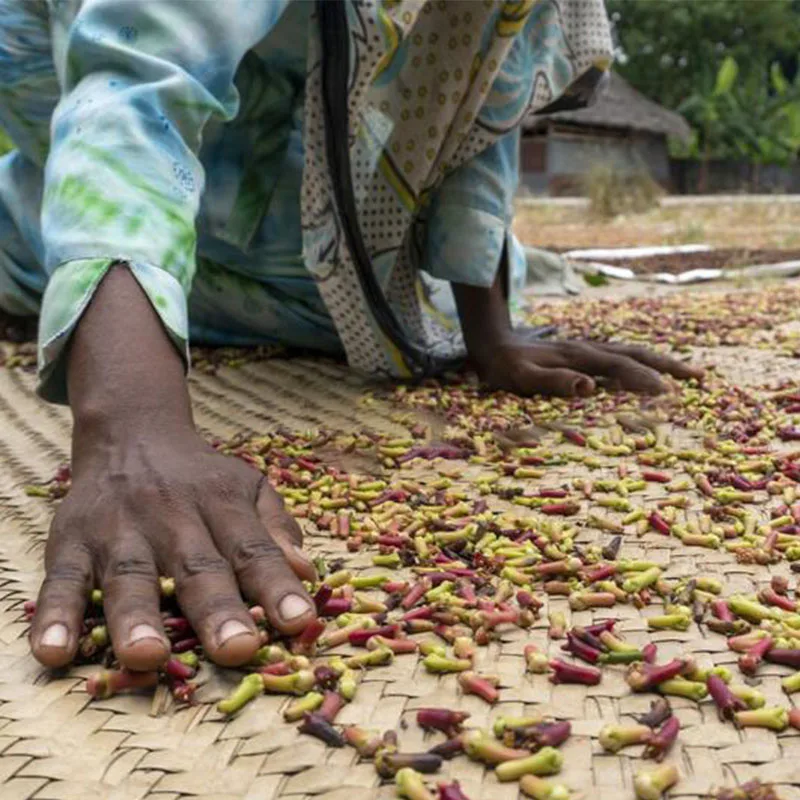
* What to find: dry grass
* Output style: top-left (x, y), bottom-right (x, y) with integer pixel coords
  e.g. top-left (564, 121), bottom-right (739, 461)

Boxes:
top-left (583, 164), bottom-right (663, 220)
top-left (514, 198), bottom-right (800, 250)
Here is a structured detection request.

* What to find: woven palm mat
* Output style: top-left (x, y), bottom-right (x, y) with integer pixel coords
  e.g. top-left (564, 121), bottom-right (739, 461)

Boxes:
top-left (1, 316), bottom-right (800, 799)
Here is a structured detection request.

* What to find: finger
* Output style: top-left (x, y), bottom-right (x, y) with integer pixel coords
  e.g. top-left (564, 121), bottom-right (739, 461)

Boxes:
top-left (597, 343), bottom-right (704, 381)
top-left (206, 504), bottom-right (315, 636)
top-left (30, 537), bottom-right (93, 668)
top-left (556, 342), bottom-right (667, 394)
top-left (508, 359), bottom-right (596, 398)
top-left (101, 541), bottom-right (170, 671)
top-left (166, 521), bottom-right (260, 667)
top-left (257, 481), bottom-right (317, 582)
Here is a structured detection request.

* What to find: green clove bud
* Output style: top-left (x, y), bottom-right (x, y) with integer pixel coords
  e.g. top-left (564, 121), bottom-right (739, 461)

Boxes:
top-left (598, 723), bottom-right (653, 753)
top-left (734, 706), bottom-right (789, 731)
top-left (261, 669), bottom-right (316, 695)
top-left (727, 596), bottom-right (780, 623)
top-left (493, 714), bottom-right (544, 739)
top-left (519, 775), bottom-right (573, 800)
top-left (633, 764), bottom-right (679, 800)
top-left (346, 647), bottom-right (394, 669)
top-left (218, 674), bottom-right (264, 715)
top-left (622, 567), bottom-right (662, 594)
top-left (422, 653), bottom-right (471, 673)
top-left (647, 613), bottom-right (691, 631)
top-left (657, 678), bottom-right (708, 702)
top-left (495, 746), bottom-right (563, 782)
top-left (729, 685), bottom-right (766, 709)
top-left (283, 691), bottom-right (324, 722)
top-left (462, 729), bottom-right (529, 765)
top-left (395, 767), bottom-right (436, 800)
top-left (781, 671), bottom-right (800, 694)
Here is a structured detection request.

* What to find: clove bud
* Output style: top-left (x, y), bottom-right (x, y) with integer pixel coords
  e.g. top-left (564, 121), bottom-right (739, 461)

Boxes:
top-left (633, 764), bottom-right (679, 800)
top-left (495, 746), bottom-right (563, 782)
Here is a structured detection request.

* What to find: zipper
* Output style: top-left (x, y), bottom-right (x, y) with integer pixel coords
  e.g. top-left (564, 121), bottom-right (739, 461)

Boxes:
top-left (317, 0), bottom-right (453, 378)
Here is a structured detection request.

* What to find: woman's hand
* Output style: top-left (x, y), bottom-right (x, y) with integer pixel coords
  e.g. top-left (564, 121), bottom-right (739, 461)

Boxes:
top-left (453, 262), bottom-right (702, 398)
top-left (473, 336), bottom-right (702, 397)
top-left (31, 428), bottom-right (315, 671)
top-left (29, 265), bottom-right (315, 672)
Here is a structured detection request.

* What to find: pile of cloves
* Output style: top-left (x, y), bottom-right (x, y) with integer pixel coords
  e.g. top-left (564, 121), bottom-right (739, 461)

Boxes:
top-left (21, 285), bottom-right (800, 798)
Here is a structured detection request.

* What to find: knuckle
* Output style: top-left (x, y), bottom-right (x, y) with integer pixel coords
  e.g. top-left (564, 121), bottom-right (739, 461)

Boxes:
top-left (203, 471), bottom-right (251, 505)
top-left (231, 537), bottom-right (284, 573)
top-left (105, 555), bottom-right (156, 581)
top-left (174, 552), bottom-right (230, 585)
top-left (42, 561), bottom-right (92, 592)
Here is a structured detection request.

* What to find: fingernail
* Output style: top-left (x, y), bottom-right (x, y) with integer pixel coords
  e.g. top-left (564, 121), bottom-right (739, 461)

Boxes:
top-left (217, 619), bottom-right (253, 647)
top-left (40, 623), bottom-right (68, 648)
top-left (279, 593), bottom-right (312, 622)
top-left (127, 624), bottom-right (163, 646)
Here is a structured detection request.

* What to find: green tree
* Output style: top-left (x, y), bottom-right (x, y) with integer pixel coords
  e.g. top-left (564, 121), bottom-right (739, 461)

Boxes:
top-left (606, 0), bottom-right (800, 111)
top-left (677, 55), bottom-right (800, 187)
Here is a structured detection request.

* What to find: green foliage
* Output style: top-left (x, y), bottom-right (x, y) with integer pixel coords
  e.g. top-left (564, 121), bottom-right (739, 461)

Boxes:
top-left (583, 272), bottom-right (609, 287)
top-left (0, 128), bottom-right (11, 157)
top-left (583, 163), bottom-right (663, 220)
top-left (677, 57), bottom-right (800, 166)
top-left (607, 0), bottom-right (800, 110)
top-left (608, 0), bottom-right (800, 165)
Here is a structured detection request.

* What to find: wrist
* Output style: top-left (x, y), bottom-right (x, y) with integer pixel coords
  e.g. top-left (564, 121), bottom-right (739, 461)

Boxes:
top-left (66, 264), bottom-right (195, 464)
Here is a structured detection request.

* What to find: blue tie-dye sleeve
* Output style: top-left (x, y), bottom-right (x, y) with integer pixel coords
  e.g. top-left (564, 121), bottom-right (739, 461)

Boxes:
top-left (37, 0), bottom-right (291, 401)
top-left (420, 128), bottom-right (522, 290)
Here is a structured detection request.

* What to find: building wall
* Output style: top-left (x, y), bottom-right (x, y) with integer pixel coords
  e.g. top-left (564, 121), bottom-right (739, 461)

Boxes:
top-left (670, 159), bottom-right (800, 194)
top-left (519, 128), bottom-right (671, 196)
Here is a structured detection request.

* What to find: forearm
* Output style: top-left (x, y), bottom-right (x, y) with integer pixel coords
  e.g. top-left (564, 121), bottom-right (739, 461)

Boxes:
top-left (452, 251), bottom-right (513, 364)
top-left (67, 266), bottom-right (193, 469)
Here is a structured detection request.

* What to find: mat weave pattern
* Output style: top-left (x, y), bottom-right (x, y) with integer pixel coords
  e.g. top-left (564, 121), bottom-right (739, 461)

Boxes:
top-left (0, 349), bottom-right (798, 800)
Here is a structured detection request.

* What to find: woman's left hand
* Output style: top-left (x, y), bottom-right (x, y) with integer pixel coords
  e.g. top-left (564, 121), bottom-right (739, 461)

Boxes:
top-left (472, 336), bottom-right (703, 397)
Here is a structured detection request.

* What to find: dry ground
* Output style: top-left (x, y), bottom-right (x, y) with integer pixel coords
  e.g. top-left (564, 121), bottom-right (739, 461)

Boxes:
top-left (514, 199), bottom-right (800, 251)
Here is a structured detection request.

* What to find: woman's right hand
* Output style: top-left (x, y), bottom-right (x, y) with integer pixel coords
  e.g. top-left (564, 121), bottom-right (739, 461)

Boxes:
top-left (31, 425), bottom-right (316, 671)
top-left (29, 265), bottom-right (316, 671)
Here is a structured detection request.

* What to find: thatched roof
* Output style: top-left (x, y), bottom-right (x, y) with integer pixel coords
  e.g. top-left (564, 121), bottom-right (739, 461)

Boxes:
top-left (526, 72), bottom-right (691, 141)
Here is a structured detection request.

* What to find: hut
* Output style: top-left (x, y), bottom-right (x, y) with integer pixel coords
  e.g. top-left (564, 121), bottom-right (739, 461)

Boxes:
top-left (520, 72), bottom-right (691, 195)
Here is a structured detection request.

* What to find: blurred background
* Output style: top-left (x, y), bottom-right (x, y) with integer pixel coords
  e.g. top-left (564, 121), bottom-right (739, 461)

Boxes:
top-left (515, 0), bottom-right (800, 278)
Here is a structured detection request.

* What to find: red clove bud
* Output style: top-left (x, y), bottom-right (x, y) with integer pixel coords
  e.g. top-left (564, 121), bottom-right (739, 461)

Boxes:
top-left (504, 720), bottom-right (571, 750)
top-left (738, 635), bottom-right (773, 676)
top-left (635, 698), bottom-right (673, 729)
top-left (648, 511), bottom-right (672, 536)
top-left (763, 648), bottom-right (800, 668)
top-left (416, 708), bottom-right (470, 737)
top-left (164, 658), bottom-right (195, 681)
top-left (86, 669), bottom-right (158, 700)
top-left (626, 659), bottom-right (684, 692)
top-left (428, 734), bottom-right (465, 760)
top-left (707, 675), bottom-right (747, 721)
top-left (348, 624), bottom-right (399, 647)
top-left (642, 716), bottom-right (679, 762)
top-left (318, 691), bottom-right (346, 723)
top-left (549, 659), bottom-right (601, 686)
top-left (458, 671), bottom-right (500, 704)
top-left (291, 618), bottom-right (326, 655)
top-left (437, 781), bottom-right (472, 800)
top-left (377, 751), bottom-right (443, 779)
top-left (562, 633), bottom-right (601, 664)
top-left (300, 711), bottom-right (346, 747)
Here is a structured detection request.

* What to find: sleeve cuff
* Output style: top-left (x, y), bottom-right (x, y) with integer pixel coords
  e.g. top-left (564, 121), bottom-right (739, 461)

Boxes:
top-left (421, 204), bottom-right (508, 288)
top-left (37, 259), bottom-right (190, 404)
